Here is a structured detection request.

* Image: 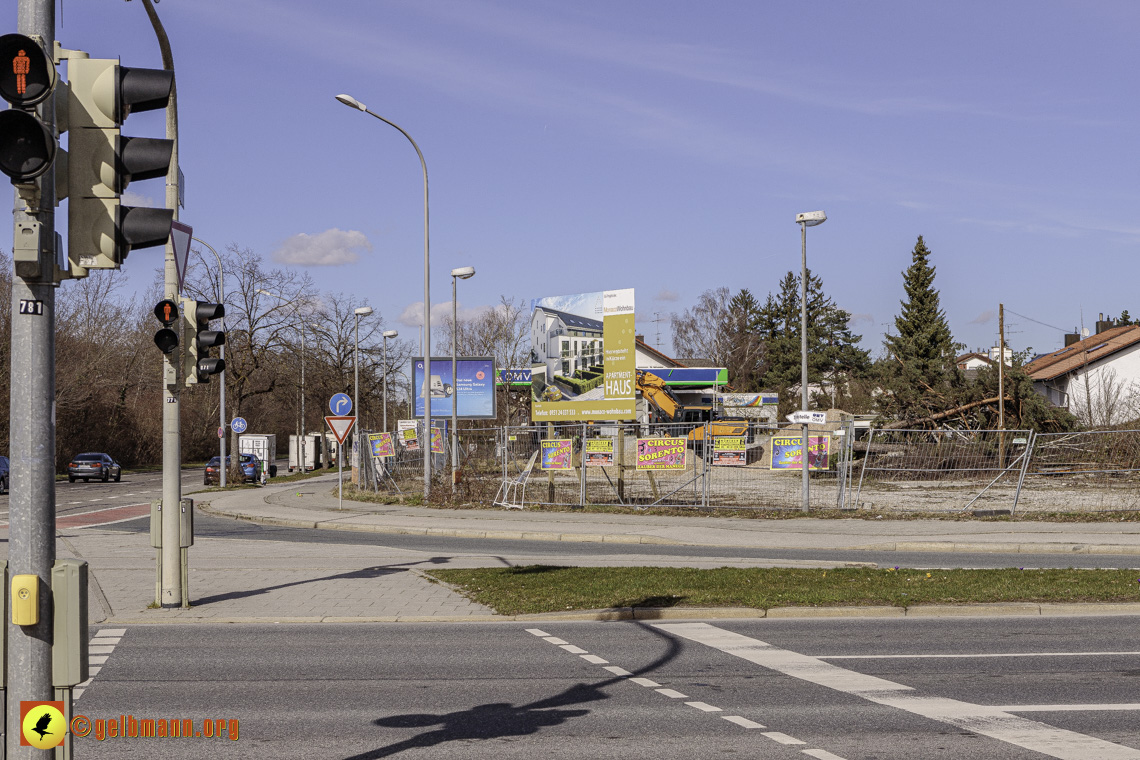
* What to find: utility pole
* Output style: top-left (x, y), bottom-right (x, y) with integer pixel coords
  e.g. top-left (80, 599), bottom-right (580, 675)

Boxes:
top-left (133, 0), bottom-right (185, 608)
top-left (8, 0), bottom-right (58, 753)
top-left (998, 303), bottom-right (1006, 469)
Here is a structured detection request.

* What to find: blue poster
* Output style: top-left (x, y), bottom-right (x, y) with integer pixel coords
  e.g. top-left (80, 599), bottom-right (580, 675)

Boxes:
top-left (412, 357), bottom-right (497, 419)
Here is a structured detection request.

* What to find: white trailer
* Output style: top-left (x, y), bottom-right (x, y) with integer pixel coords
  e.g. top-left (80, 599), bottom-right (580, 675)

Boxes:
top-left (238, 434), bottom-right (277, 483)
top-left (288, 433), bottom-right (323, 472)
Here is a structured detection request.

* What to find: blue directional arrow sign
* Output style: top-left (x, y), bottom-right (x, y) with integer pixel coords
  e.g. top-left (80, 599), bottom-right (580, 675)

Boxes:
top-left (231, 417), bottom-right (248, 434)
top-left (330, 393), bottom-right (352, 415)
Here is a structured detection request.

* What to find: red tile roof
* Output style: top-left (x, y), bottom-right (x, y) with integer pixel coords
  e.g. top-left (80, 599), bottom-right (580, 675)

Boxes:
top-left (1024, 325), bottom-right (1140, 381)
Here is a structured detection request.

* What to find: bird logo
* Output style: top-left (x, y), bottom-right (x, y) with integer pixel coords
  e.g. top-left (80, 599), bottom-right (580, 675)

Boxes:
top-left (21, 702), bottom-right (66, 749)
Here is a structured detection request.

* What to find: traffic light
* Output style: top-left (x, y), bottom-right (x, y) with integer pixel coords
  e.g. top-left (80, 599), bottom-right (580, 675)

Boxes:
top-left (153, 298), bottom-right (179, 354)
top-left (181, 298), bottom-right (225, 385)
top-left (0, 34), bottom-right (57, 183)
top-left (67, 55), bottom-right (173, 272)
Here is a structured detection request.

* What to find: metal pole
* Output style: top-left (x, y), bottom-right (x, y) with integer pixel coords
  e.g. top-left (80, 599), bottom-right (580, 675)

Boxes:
top-left (452, 275), bottom-right (458, 494)
top-left (301, 324), bottom-right (307, 472)
top-left (800, 221), bottom-right (810, 513)
top-left (355, 312), bottom-right (360, 484)
top-left (194, 237), bottom-right (225, 488)
top-left (383, 336), bottom-right (389, 432)
top-left (8, 0), bottom-right (56, 753)
top-left (135, 0), bottom-right (185, 606)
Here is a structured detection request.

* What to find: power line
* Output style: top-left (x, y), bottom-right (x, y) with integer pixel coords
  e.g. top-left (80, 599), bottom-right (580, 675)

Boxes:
top-left (1003, 308), bottom-right (1071, 334)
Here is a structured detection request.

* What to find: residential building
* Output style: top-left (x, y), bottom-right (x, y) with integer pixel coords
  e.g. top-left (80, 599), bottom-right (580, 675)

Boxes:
top-left (1024, 325), bottom-right (1140, 426)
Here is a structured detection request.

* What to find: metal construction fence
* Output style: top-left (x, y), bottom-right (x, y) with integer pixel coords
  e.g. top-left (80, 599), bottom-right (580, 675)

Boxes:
top-left (354, 423), bottom-right (1140, 514)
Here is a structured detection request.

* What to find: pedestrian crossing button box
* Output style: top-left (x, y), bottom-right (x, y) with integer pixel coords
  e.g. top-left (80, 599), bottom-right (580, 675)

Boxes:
top-left (12, 573), bottom-right (38, 625)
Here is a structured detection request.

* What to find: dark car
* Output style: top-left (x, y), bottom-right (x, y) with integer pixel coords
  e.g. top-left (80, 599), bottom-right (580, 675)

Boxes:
top-left (204, 453), bottom-right (261, 485)
top-left (0, 455), bottom-right (8, 494)
top-left (67, 452), bottom-right (121, 483)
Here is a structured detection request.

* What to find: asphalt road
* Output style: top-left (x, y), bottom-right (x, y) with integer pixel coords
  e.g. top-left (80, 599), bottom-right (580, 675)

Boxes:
top-left (70, 616), bottom-right (1140, 759)
top-left (0, 468), bottom-right (206, 520)
top-left (96, 510), bottom-right (1140, 570)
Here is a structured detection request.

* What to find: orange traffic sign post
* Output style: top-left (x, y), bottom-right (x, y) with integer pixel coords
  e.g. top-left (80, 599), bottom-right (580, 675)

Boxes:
top-left (325, 416), bottom-right (357, 509)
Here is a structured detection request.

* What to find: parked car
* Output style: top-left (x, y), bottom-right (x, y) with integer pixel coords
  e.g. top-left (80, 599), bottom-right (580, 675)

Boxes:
top-left (67, 453), bottom-right (121, 483)
top-left (204, 453), bottom-right (261, 485)
top-left (0, 455), bottom-right (9, 494)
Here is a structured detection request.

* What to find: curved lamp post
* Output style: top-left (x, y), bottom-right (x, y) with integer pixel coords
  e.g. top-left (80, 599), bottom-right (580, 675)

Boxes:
top-left (450, 266), bottom-right (475, 493)
top-left (795, 210), bottom-right (826, 512)
top-left (336, 93), bottom-right (432, 500)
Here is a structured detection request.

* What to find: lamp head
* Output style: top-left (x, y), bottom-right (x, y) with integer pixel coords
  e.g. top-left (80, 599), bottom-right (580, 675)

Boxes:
top-left (795, 210), bottom-right (827, 227)
top-left (335, 93), bottom-right (367, 111)
top-left (382, 330), bottom-right (399, 339)
top-left (354, 306), bottom-right (374, 317)
top-left (450, 266), bottom-right (476, 279)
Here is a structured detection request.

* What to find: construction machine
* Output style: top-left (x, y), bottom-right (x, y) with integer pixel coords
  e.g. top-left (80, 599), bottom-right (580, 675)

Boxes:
top-left (635, 370), bottom-right (748, 453)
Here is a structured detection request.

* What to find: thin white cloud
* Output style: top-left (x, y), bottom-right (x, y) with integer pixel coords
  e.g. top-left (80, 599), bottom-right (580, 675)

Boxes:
top-left (969, 309), bottom-right (996, 325)
top-left (399, 301), bottom-right (487, 328)
top-left (849, 312), bottom-right (875, 326)
top-left (656, 288), bottom-right (681, 302)
top-left (272, 228), bottom-right (371, 266)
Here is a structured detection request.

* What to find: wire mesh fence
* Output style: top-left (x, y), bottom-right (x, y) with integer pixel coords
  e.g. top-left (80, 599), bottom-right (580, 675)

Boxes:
top-left (851, 428), bottom-right (1033, 513)
top-left (1016, 429), bottom-right (1140, 513)
top-left (353, 423), bottom-right (1140, 514)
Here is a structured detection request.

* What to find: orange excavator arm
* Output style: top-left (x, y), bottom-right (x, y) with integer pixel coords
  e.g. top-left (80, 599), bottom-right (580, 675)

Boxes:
top-left (635, 370), bottom-right (682, 421)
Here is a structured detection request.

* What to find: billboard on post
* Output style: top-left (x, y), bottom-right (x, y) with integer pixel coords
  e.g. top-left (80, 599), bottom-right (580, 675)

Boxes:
top-left (412, 357), bottom-right (496, 419)
top-left (529, 289), bottom-right (636, 421)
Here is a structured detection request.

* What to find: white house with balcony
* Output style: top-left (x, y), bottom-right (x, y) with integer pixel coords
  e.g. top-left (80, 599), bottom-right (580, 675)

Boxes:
top-left (1025, 324), bottom-right (1140, 426)
top-left (530, 307), bottom-right (604, 385)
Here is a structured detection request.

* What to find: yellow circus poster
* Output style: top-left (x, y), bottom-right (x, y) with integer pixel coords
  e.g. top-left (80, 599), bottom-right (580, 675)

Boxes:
top-left (584, 438), bottom-right (615, 467)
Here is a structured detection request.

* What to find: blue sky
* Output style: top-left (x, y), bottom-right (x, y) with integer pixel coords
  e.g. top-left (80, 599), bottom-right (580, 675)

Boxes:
top-left (17, 0), bottom-right (1140, 359)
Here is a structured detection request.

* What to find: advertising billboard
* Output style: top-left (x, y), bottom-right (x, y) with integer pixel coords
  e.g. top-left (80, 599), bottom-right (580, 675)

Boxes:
top-left (636, 437), bottom-right (687, 470)
top-left (770, 435), bottom-right (831, 470)
top-left (412, 357), bottom-right (497, 419)
top-left (530, 289), bottom-right (636, 421)
top-left (539, 439), bottom-right (574, 470)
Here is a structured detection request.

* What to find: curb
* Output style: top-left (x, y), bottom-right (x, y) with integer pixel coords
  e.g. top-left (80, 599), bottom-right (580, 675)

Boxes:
top-left (97, 601), bottom-right (1140, 626)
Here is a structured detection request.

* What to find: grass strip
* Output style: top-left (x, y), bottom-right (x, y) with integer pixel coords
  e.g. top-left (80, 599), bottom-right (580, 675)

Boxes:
top-left (426, 566), bottom-right (1140, 616)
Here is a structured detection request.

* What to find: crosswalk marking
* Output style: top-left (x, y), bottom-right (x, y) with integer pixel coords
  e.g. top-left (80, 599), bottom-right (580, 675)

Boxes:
top-left (75, 627), bottom-right (125, 700)
top-left (653, 622), bottom-right (1140, 760)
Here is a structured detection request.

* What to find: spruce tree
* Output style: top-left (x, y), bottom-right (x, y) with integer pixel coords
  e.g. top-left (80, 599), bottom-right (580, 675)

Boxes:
top-left (879, 235), bottom-right (961, 418)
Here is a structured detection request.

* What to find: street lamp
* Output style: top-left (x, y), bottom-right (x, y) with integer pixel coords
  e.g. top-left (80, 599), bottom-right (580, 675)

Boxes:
top-left (795, 210), bottom-right (826, 513)
top-left (353, 306), bottom-right (373, 481)
top-left (259, 289), bottom-right (307, 473)
top-left (194, 237), bottom-right (226, 488)
top-left (450, 266), bottom-right (475, 493)
top-left (382, 329), bottom-right (398, 432)
top-left (336, 92), bottom-right (433, 501)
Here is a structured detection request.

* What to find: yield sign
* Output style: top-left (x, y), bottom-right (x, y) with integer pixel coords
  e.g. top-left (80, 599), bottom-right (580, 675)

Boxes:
top-left (325, 416), bottom-right (356, 444)
top-left (170, 220), bottom-right (193, 293)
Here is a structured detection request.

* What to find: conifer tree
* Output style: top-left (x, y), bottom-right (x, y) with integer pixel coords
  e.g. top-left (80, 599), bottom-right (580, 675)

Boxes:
top-left (878, 235), bottom-right (961, 418)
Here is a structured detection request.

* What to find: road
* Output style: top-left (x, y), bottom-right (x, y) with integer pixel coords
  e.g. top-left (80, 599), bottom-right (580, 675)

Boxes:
top-left (70, 616), bottom-right (1140, 759)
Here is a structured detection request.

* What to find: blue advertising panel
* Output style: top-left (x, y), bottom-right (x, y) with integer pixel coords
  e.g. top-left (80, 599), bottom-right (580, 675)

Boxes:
top-left (412, 357), bottom-right (497, 419)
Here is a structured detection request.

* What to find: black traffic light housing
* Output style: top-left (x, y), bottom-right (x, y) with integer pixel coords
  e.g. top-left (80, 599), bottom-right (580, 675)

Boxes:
top-left (182, 298), bottom-right (225, 385)
top-left (0, 34), bottom-right (57, 184)
top-left (153, 298), bottom-right (179, 354)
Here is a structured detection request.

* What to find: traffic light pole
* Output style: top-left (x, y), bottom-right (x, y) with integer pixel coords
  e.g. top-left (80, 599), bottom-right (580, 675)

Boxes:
top-left (9, 2), bottom-right (57, 755)
top-left (136, 0), bottom-right (185, 608)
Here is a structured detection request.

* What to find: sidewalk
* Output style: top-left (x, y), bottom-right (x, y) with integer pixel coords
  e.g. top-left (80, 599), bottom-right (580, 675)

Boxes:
top-left (31, 475), bottom-right (1140, 625)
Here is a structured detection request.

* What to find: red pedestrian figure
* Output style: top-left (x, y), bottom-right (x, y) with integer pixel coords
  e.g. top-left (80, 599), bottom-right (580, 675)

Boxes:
top-left (12, 48), bottom-right (30, 95)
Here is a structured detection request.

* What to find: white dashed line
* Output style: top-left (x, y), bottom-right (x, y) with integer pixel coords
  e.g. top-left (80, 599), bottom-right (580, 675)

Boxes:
top-left (560, 645), bottom-right (588, 654)
top-left (543, 637), bottom-right (568, 645)
top-left (604, 666), bottom-right (631, 676)
top-left (802, 749), bottom-right (849, 760)
top-left (722, 715), bottom-right (766, 729)
top-left (525, 628), bottom-right (550, 637)
top-left (995, 704), bottom-right (1140, 712)
top-left (763, 731), bottom-right (806, 745)
top-left (655, 688), bottom-right (688, 699)
top-left (580, 654), bottom-right (609, 664)
top-left (630, 677), bottom-right (660, 687)
top-left (686, 701), bottom-right (722, 712)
